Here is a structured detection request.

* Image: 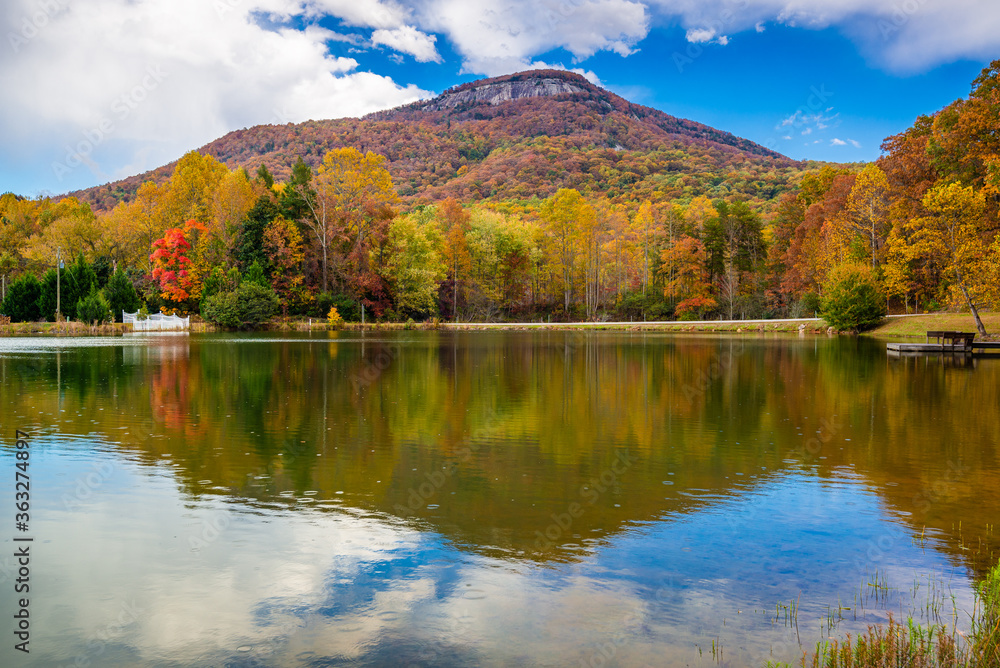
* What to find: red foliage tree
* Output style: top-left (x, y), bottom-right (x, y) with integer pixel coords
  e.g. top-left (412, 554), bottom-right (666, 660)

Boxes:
top-left (150, 221), bottom-right (200, 303)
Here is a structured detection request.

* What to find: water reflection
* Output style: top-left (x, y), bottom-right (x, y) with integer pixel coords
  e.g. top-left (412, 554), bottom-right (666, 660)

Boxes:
top-left (1, 332), bottom-right (998, 666)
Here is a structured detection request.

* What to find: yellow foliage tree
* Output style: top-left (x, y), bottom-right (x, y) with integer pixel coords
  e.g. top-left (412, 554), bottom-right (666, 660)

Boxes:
top-left (829, 164), bottom-right (890, 269)
top-left (161, 151), bottom-right (228, 228)
top-left (262, 216), bottom-right (306, 314)
top-left (915, 182), bottom-right (989, 335)
top-left (306, 148), bottom-right (397, 293)
top-left (541, 188), bottom-right (594, 312)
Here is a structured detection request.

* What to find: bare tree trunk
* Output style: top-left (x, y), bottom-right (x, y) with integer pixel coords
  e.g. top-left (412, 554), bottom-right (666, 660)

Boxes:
top-left (957, 281), bottom-right (988, 337)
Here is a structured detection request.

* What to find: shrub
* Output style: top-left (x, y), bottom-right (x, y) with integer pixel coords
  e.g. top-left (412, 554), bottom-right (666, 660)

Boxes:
top-left (675, 296), bottom-right (716, 321)
top-left (327, 306), bottom-right (343, 328)
top-left (1, 274), bottom-right (42, 322)
top-left (201, 282), bottom-right (279, 329)
top-left (820, 263), bottom-right (887, 332)
top-left (614, 291), bottom-right (674, 321)
top-left (76, 284), bottom-right (112, 324)
top-left (315, 292), bottom-right (360, 321)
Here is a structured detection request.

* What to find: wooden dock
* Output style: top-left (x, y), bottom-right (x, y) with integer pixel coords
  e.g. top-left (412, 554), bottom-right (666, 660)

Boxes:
top-left (887, 341), bottom-right (1000, 356)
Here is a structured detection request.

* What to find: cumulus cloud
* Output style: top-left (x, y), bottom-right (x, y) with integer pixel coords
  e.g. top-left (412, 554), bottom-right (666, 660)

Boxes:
top-left (307, 0), bottom-right (411, 29)
top-left (0, 0), bottom-right (431, 193)
top-left (414, 0), bottom-right (649, 76)
top-left (831, 138), bottom-right (847, 146)
top-left (685, 27), bottom-right (729, 45)
top-left (371, 25), bottom-right (442, 62)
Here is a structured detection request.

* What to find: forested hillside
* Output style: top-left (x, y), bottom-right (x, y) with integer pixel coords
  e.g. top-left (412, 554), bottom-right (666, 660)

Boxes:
top-left (66, 70), bottom-right (811, 213)
top-left (3, 64), bottom-right (999, 327)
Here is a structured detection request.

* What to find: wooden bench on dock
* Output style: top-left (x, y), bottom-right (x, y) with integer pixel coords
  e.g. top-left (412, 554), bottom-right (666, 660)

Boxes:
top-left (926, 330), bottom-right (976, 351)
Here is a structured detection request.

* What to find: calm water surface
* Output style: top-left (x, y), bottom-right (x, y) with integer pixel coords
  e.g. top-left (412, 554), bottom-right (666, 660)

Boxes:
top-left (0, 331), bottom-right (998, 667)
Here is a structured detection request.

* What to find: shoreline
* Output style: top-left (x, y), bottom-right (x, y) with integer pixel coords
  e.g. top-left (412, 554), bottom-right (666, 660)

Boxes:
top-left (1, 312), bottom-right (994, 338)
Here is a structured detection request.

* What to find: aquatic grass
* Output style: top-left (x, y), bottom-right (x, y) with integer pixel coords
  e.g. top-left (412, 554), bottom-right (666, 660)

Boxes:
top-left (804, 616), bottom-right (960, 668)
top-left (969, 562), bottom-right (1000, 666)
top-left (791, 561), bottom-right (1000, 668)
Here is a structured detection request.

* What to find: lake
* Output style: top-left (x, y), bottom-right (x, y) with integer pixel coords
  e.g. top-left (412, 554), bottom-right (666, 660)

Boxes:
top-left (1, 331), bottom-right (997, 667)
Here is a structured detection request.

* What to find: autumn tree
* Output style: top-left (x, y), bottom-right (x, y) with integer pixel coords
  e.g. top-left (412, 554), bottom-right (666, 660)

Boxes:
top-left (161, 151), bottom-right (228, 228)
top-left (466, 208), bottom-right (535, 317)
top-left (633, 201), bottom-right (656, 293)
top-left (915, 182), bottom-right (990, 335)
top-left (150, 222), bottom-right (201, 305)
top-left (438, 198), bottom-right (472, 320)
top-left (660, 235), bottom-right (714, 318)
top-left (262, 216), bottom-right (306, 314)
top-left (23, 197), bottom-right (102, 267)
top-left (205, 168), bottom-right (258, 269)
top-left (384, 210), bottom-right (446, 316)
top-left (304, 148), bottom-right (397, 296)
top-left (541, 188), bottom-right (592, 312)
top-left (829, 164), bottom-right (891, 269)
top-left (101, 181), bottom-right (169, 273)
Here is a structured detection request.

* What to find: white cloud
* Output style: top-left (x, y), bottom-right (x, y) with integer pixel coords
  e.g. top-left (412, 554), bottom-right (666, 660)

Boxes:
top-left (0, 0), bottom-right (431, 194)
top-left (685, 27), bottom-right (729, 45)
top-left (686, 27), bottom-right (717, 43)
top-left (371, 25), bottom-right (442, 62)
top-left (831, 138), bottom-right (847, 146)
top-left (755, 21), bottom-right (766, 32)
top-left (306, 0), bottom-right (410, 29)
top-left (849, 138), bottom-right (861, 148)
top-left (415, 0), bottom-right (649, 76)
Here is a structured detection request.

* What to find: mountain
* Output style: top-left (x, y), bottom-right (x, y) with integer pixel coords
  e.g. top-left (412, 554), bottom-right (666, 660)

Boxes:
top-left (70, 69), bottom-right (809, 211)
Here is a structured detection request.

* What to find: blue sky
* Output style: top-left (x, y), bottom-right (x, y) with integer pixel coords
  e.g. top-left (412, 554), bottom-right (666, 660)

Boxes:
top-left (1, 0), bottom-right (996, 198)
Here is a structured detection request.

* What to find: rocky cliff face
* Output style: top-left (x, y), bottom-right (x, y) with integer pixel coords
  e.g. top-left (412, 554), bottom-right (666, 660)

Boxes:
top-left (420, 78), bottom-right (587, 111)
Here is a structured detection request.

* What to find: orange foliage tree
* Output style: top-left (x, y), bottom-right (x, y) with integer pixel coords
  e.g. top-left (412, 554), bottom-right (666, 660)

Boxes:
top-left (150, 220), bottom-right (202, 304)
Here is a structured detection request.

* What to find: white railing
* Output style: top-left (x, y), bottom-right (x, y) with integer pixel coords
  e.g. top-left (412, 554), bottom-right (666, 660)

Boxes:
top-left (123, 311), bottom-right (190, 331)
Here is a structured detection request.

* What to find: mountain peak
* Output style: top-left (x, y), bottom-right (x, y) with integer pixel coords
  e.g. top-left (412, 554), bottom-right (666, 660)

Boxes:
top-left (365, 69), bottom-right (601, 121)
top-left (420, 70), bottom-right (592, 112)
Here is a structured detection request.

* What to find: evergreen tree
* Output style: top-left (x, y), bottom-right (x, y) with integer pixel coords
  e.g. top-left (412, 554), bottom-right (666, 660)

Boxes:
top-left (61, 253), bottom-right (97, 320)
top-left (256, 164), bottom-right (275, 189)
top-left (0, 274), bottom-right (41, 322)
top-left (76, 284), bottom-right (112, 324)
top-left (104, 269), bottom-right (142, 322)
top-left (237, 195), bottom-right (278, 269)
top-left (37, 268), bottom-right (58, 321)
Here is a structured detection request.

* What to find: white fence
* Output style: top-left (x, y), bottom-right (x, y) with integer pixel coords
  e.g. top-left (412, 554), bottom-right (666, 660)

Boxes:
top-left (123, 311), bottom-right (190, 331)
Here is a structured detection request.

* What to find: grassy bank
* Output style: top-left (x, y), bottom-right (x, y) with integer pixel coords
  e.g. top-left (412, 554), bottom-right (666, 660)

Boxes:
top-left (869, 313), bottom-right (1000, 339)
top-left (8, 313), bottom-right (996, 338)
top-left (0, 321), bottom-right (131, 336)
top-left (305, 318), bottom-right (827, 333)
top-left (0, 320), bottom-right (218, 336)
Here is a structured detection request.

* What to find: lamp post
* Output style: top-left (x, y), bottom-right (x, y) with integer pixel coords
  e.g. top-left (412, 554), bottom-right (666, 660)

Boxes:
top-left (56, 248), bottom-right (62, 320)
